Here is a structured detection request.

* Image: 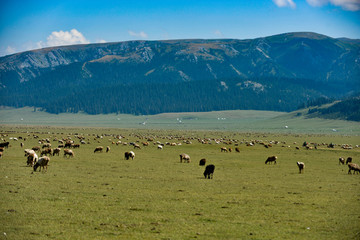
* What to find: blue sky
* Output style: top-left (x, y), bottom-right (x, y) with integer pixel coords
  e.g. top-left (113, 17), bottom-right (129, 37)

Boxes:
top-left (0, 0), bottom-right (359, 56)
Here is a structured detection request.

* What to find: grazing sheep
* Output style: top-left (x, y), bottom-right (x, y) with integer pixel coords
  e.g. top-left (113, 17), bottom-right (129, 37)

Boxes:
top-left (221, 147), bottom-right (228, 152)
top-left (25, 149), bottom-right (38, 167)
top-left (235, 147), bottom-right (240, 153)
top-left (106, 146), bottom-right (110, 153)
top-left (32, 146), bottom-right (41, 152)
top-left (179, 153), bottom-right (191, 163)
top-left (42, 143), bottom-right (51, 149)
top-left (41, 148), bottom-right (52, 156)
top-left (94, 146), bottom-right (103, 153)
top-left (199, 158), bottom-right (206, 166)
top-left (203, 164), bottom-right (215, 179)
top-left (339, 157), bottom-right (345, 165)
top-left (64, 149), bottom-right (75, 158)
top-left (133, 144), bottom-right (141, 149)
top-left (346, 157), bottom-right (353, 165)
top-left (33, 156), bottom-right (50, 172)
top-left (53, 148), bottom-right (61, 156)
top-left (297, 161), bottom-right (305, 173)
top-left (124, 151), bottom-right (135, 160)
top-left (347, 163), bottom-right (360, 174)
top-left (265, 156), bottom-right (277, 164)
top-left (157, 145), bottom-right (163, 150)
top-left (0, 142), bottom-right (9, 148)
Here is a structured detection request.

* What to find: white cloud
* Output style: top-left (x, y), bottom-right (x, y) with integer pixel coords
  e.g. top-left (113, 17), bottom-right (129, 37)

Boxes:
top-left (45, 29), bottom-right (90, 47)
top-left (5, 46), bottom-right (16, 55)
top-left (128, 30), bottom-right (148, 39)
top-left (97, 39), bottom-right (107, 43)
top-left (214, 30), bottom-right (223, 37)
top-left (307, 0), bottom-right (360, 11)
top-left (273, 0), bottom-right (296, 8)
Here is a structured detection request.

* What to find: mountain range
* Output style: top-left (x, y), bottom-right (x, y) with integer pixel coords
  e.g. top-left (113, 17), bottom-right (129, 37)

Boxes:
top-left (0, 32), bottom-right (359, 115)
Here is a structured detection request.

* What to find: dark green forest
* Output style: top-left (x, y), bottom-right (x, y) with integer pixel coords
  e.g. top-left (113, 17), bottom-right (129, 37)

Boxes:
top-left (306, 95), bottom-right (360, 121)
top-left (0, 74), bottom-right (338, 115)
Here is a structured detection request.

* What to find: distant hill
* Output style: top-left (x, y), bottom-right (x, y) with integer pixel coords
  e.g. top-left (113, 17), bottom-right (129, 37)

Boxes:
top-left (303, 94), bottom-right (360, 122)
top-left (0, 32), bottom-right (359, 115)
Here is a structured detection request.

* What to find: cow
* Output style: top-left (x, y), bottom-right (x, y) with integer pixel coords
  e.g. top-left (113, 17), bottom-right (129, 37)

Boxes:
top-left (203, 164), bottom-right (215, 179)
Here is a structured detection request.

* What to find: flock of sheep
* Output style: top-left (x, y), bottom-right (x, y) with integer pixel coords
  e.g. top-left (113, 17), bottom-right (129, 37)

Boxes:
top-left (0, 133), bottom-right (359, 178)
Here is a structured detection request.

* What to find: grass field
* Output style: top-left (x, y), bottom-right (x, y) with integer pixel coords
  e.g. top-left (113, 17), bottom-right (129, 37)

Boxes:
top-left (0, 107), bottom-right (359, 135)
top-left (0, 125), bottom-right (359, 239)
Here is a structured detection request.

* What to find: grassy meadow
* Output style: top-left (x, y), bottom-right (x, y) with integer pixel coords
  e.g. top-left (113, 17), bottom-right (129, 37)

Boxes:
top-left (0, 125), bottom-right (359, 239)
top-left (0, 107), bottom-right (359, 134)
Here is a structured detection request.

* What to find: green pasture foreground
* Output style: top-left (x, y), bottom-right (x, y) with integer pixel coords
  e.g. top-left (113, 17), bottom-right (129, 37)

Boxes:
top-left (0, 107), bottom-right (359, 134)
top-left (0, 126), bottom-right (359, 239)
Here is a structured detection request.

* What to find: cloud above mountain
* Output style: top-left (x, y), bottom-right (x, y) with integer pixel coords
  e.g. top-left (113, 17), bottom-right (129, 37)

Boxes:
top-left (37, 29), bottom-right (90, 48)
top-left (128, 30), bottom-right (148, 39)
top-left (273, 0), bottom-right (360, 11)
top-left (306, 0), bottom-right (360, 11)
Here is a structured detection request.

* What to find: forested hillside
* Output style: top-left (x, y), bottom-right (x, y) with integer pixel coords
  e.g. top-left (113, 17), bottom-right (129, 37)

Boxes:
top-left (305, 94), bottom-right (360, 121)
top-left (0, 32), bottom-right (359, 115)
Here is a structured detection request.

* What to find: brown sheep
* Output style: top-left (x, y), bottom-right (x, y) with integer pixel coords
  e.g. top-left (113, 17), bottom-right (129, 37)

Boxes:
top-left (265, 156), bottom-right (277, 164)
top-left (221, 147), bottom-right (228, 152)
top-left (297, 161), bottom-right (305, 173)
top-left (53, 148), bottom-right (61, 156)
top-left (64, 149), bottom-right (74, 158)
top-left (32, 146), bottom-right (41, 152)
top-left (33, 156), bottom-right (50, 172)
top-left (179, 153), bottom-right (191, 163)
top-left (347, 163), bottom-right (360, 174)
top-left (41, 148), bottom-right (52, 156)
top-left (94, 146), bottom-right (103, 153)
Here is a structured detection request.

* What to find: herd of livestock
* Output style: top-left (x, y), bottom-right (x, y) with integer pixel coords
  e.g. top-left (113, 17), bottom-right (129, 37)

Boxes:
top-left (0, 132), bottom-right (359, 178)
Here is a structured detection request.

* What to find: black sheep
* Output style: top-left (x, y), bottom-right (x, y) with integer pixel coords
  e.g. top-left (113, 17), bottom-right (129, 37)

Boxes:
top-left (203, 164), bottom-right (215, 179)
top-left (199, 158), bottom-right (206, 166)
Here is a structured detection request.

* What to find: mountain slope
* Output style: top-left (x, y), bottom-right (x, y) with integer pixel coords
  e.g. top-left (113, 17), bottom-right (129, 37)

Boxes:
top-left (0, 32), bottom-right (359, 115)
top-left (304, 94), bottom-right (360, 121)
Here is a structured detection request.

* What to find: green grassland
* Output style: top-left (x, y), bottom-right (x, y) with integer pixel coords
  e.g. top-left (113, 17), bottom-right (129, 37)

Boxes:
top-left (0, 107), bottom-right (359, 134)
top-left (0, 125), bottom-right (360, 239)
